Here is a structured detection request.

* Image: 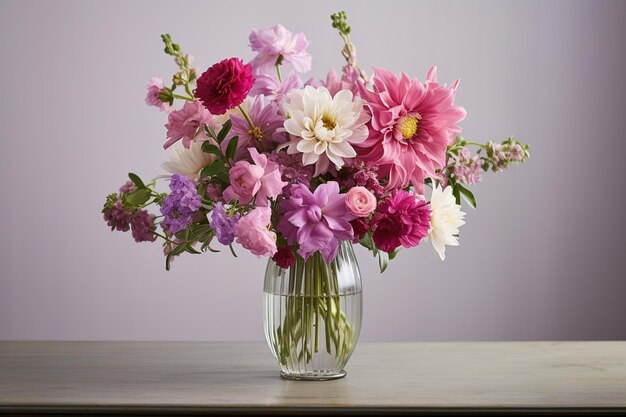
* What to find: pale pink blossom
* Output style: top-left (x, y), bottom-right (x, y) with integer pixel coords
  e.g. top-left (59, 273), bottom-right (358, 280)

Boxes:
top-left (145, 77), bottom-right (170, 112)
top-left (163, 100), bottom-right (214, 149)
top-left (234, 207), bottom-right (277, 257)
top-left (249, 24), bottom-right (312, 74)
top-left (345, 186), bottom-right (377, 217)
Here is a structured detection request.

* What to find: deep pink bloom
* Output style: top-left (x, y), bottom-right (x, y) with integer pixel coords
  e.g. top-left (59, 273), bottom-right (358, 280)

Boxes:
top-left (355, 67), bottom-right (466, 193)
top-left (277, 181), bottom-right (354, 262)
top-left (272, 245), bottom-right (296, 269)
top-left (350, 217), bottom-right (370, 243)
top-left (223, 148), bottom-right (287, 206)
top-left (195, 58), bottom-right (254, 115)
top-left (234, 206), bottom-right (277, 257)
top-left (163, 100), bottom-right (214, 149)
top-left (371, 190), bottom-right (431, 253)
top-left (226, 95), bottom-right (286, 160)
top-left (145, 77), bottom-right (170, 112)
top-left (249, 24), bottom-right (312, 74)
top-left (345, 186), bottom-right (377, 217)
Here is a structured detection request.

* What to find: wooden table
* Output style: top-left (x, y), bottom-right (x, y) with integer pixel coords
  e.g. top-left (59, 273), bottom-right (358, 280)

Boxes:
top-left (1, 342), bottom-right (625, 415)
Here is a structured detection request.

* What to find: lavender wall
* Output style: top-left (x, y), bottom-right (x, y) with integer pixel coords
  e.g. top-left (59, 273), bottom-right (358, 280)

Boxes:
top-left (1, 0), bottom-right (625, 341)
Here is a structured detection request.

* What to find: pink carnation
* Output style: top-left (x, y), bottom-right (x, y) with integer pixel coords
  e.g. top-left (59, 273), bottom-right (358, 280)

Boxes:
top-left (371, 190), bottom-right (431, 253)
top-left (223, 148), bottom-right (287, 206)
top-left (355, 67), bottom-right (466, 193)
top-left (249, 24), bottom-right (312, 74)
top-left (345, 186), bottom-right (376, 217)
top-left (195, 58), bottom-right (254, 115)
top-left (234, 206), bottom-right (277, 257)
top-left (163, 100), bottom-right (214, 149)
top-left (145, 77), bottom-right (170, 112)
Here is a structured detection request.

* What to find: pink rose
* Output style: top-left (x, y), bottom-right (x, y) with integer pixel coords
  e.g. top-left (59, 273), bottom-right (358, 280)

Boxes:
top-left (345, 186), bottom-right (376, 217)
top-left (195, 58), bottom-right (254, 115)
top-left (234, 207), bottom-right (277, 257)
top-left (224, 148), bottom-right (287, 206)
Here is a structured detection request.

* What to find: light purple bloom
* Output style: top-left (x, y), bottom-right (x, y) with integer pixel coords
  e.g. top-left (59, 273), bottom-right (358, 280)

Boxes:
top-left (277, 181), bottom-right (354, 262)
top-left (453, 147), bottom-right (483, 186)
top-left (226, 95), bottom-right (286, 160)
top-left (145, 77), bottom-right (170, 112)
top-left (249, 24), bottom-right (312, 74)
top-left (210, 202), bottom-right (240, 245)
top-left (250, 73), bottom-right (303, 104)
top-left (160, 174), bottom-right (202, 234)
top-left (130, 210), bottom-right (157, 243)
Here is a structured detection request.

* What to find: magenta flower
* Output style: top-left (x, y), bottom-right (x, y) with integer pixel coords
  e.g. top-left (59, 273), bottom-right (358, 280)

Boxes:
top-left (249, 24), bottom-right (312, 74)
top-left (371, 190), bottom-right (431, 253)
top-left (355, 67), bottom-right (466, 193)
top-left (277, 181), bottom-right (354, 262)
top-left (234, 206), bottom-right (277, 257)
top-left (163, 100), bottom-right (214, 149)
top-left (195, 58), bottom-right (254, 115)
top-left (145, 77), bottom-right (170, 112)
top-left (272, 245), bottom-right (296, 269)
top-left (226, 95), bottom-right (286, 159)
top-left (223, 148), bottom-right (287, 206)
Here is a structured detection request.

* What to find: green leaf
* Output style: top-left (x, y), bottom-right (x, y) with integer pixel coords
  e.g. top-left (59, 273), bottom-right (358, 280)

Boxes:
top-left (228, 244), bottom-right (238, 257)
top-left (204, 125), bottom-right (216, 140)
top-left (200, 161), bottom-right (228, 178)
top-left (123, 188), bottom-right (151, 206)
top-left (359, 233), bottom-right (374, 250)
top-left (128, 173), bottom-right (145, 189)
top-left (456, 183), bottom-right (477, 208)
top-left (225, 136), bottom-right (239, 161)
top-left (216, 119), bottom-right (232, 144)
top-left (452, 184), bottom-right (461, 205)
top-left (378, 251), bottom-right (389, 273)
top-left (201, 142), bottom-right (222, 157)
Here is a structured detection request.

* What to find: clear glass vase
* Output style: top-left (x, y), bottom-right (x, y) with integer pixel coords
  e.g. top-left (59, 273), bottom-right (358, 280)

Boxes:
top-left (263, 241), bottom-right (362, 380)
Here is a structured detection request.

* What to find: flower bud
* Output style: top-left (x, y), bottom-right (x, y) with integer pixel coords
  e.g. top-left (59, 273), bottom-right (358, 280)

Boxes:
top-left (157, 87), bottom-right (173, 103)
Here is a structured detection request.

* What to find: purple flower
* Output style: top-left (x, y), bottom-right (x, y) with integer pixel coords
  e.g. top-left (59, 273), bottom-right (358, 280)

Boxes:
top-left (452, 147), bottom-right (483, 186)
top-left (268, 151), bottom-right (314, 189)
top-left (130, 210), bottom-right (157, 243)
top-left (103, 199), bottom-right (133, 232)
top-left (160, 174), bottom-right (202, 234)
top-left (119, 181), bottom-right (137, 194)
top-left (277, 181), bottom-right (354, 262)
top-left (210, 202), bottom-right (240, 245)
top-left (250, 73), bottom-right (303, 103)
top-left (226, 95), bottom-right (286, 160)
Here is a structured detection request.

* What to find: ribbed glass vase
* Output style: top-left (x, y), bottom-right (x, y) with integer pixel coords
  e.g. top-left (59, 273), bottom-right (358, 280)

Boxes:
top-left (263, 241), bottom-right (362, 380)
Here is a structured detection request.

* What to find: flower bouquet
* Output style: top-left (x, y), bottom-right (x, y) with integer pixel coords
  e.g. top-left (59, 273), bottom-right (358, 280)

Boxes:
top-left (103, 11), bottom-right (529, 380)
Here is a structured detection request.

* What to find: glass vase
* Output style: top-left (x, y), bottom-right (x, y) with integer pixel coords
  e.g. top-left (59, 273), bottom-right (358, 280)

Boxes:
top-left (263, 241), bottom-right (362, 380)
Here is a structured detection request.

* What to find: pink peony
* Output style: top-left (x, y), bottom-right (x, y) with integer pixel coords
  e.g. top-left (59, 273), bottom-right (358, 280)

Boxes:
top-left (163, 100), bottom-right (215, 149)
top-left (277, 181), bottom-right (354, 262)
top-left (345, 186), bottom-right (377, 217)
top-left (223, 148), bottom-right (287, 206)
top-left (145, 77), bottom-right (170, 112)
top-left (195, 58), bottom-right (254, 115)
top-left (249, 24), bottom-right (312, 74)
top-left (234, 206), bottom-right (277, 257)
top-left (371, 190), bottom-right (431, 253)
top-left (355, 67), bottom-right (466, 193)
top-left (272, 245), bottom-right (296, 269)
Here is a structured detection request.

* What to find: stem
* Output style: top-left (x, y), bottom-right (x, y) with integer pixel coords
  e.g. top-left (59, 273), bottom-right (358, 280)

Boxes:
top-left (152, 231), bottom-right (175, 243)
top-left (173, 93), bottom-right (193, 101)
top-left (275, 63), bottom-right (283, 82)
top-left (464, 141), bottom-right (486, 148)
top-left (184, 83), bottom-right (194, 98)
top-left (237, 105), bottom-right (254, 130)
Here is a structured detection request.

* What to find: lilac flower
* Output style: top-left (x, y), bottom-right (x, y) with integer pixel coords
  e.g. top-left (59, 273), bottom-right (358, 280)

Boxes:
top-left (103, 199), bottom-right (133, 232)
top-left (210, 202), bottom-right (240, 245)
top-left (452, 147), bottom-right (483, 186)
top-left (160, 174), bottom-right (202, 234)
top-left (226, 95), bottom-right (286, 160)
top-left (249, 24), bottom-right (312, 74)
top-left (277, 181), bottom-right (354, 262)
top-left (268, 151), bottom-right (314, 188)
top-left (250, 73), bottom-right (303, 103)
top-left (130, 210), bottom-right (157, 243)
top-left (119, 181), bottom-right (137, 194)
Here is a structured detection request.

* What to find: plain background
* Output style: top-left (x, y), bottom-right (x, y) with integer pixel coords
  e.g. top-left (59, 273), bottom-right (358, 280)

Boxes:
top-left (1, 0), bottom-right (625, 342)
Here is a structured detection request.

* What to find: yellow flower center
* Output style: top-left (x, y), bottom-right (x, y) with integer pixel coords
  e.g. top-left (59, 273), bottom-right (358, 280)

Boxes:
top-left (397, 116), bottom-right (419, 140)
top-left (322, 115), bottom-right (337, 130)
top-left (249, 127), bottom-right (264, 141)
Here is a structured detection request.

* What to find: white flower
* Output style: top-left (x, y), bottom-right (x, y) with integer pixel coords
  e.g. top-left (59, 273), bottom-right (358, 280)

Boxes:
top-left (429, 184), bottom-right (466, 260)
top-left (282, 86), bottom-right (370, 176)
top-left (161, 140), bottom-right (215, 180)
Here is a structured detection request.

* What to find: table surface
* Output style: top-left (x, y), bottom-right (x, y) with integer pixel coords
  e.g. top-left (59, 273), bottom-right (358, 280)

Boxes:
top-left (0, 341), bottom-right (625, 415)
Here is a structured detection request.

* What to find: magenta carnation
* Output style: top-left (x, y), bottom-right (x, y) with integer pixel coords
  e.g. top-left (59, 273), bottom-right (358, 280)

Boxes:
top-left (355, 67), bottom-right (466, 193)
top-left (163, 100), bottom-right (214, 149)
top-left (272, 245), bottom-right (296, 269)
top-left (195, 58), bottom-right (254, 115)
top-left (371, 190), bottom-right (431, 253)
top-left (277, 181), bottom-right (354, 262)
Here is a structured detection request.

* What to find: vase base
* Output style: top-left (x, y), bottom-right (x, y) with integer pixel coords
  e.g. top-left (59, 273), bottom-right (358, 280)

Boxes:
top-left (280, 370), bottom-right (346, 381)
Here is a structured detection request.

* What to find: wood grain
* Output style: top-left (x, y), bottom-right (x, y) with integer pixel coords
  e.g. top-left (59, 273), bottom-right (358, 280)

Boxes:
top-left (0, 341), bottom-right (625, 415)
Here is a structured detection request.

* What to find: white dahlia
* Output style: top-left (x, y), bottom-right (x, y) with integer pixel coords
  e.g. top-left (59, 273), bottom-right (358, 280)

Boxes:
top-left (282, 86), bottom-right (370, 175)
top-left (162, 140), bottom-right (216, 180)
top-left (429, 184), bottom-right (466, 260)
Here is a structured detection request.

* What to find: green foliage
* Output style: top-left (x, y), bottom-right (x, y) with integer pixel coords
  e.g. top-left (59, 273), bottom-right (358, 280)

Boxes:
top-left (216, 119), bottom-right (232, 144)
top-left (123, 188), bottom-right (151, 206)
top-left (200, 160), bottom-right (229, 178)
top-left (201, 142), bottom-right (223, 157)
top-left (225, 136), bottom-right (239, 161)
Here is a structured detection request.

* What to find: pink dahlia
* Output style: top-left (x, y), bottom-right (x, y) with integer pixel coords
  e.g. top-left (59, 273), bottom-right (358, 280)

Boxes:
top-left (249, 24), bottom-right (312, 74)
top-left (355, 67), bottom-right (466, 193)
top-left (163, 100), bottom-right (214, 149)
top-left (371, 189), bottom-right (431, 253)
top-left (277, 181), bottom-right (354, 262)
top-left (195, 58), bottom-right (254, 115)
